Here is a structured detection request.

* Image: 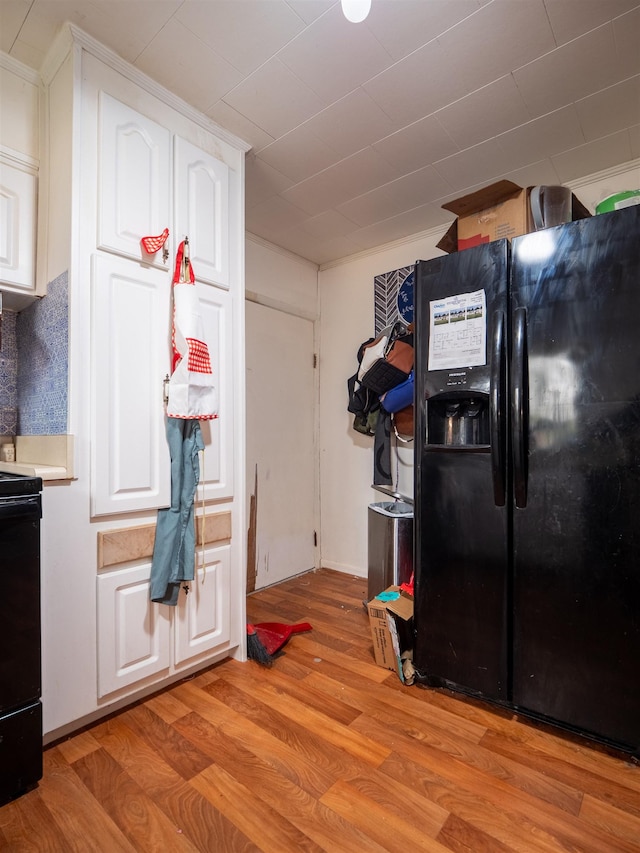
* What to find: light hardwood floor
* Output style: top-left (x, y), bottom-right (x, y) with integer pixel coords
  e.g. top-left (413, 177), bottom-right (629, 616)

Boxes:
top-left (1, 568), bottom-right (639, 851)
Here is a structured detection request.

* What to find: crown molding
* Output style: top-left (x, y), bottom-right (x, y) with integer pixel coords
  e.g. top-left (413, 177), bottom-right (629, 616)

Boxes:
top-left (0, 50), bottom-right (41, 85)
top-left (567, 157), bottom-right (640, 192)
top-left (38, 24), bottom-right (76, 85)
top-left (0, 144), bottom-right (39, 172)
top-left (41, 23), bottom-right (251, 154)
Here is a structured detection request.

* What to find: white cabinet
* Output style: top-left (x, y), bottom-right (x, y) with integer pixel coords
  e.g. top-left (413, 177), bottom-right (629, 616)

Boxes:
top-left (36, 32), bottom-right (246, 737)
top-left (174, 544), bottom-right (230, 665)
top-left (91, 253), bottom-right (171, 516)
top-left (98, 93), bottom-right (171, 268)
top-left (97, 543), bottom-right (230, 698)
top-left (196, 283), bottom-right (234, 501)
top-left (93, 92), bottom-right (235, 516)
top-left (174, 136), bottom-right (229, 288)
top-left (98, 93), bottom-right (229, 287)
top-left (91, 263), bottom-right (234, 515)
top-left (97, 561), bottom-right (171, 697)
top-left (0, 157), bottom-right (37, 297)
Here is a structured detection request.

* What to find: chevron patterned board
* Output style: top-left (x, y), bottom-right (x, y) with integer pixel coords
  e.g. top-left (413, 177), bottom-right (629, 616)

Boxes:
top-left (374, 265), bottom-right (413, 336)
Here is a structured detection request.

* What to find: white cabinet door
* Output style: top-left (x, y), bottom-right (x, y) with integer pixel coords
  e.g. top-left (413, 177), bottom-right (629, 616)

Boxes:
top-left (91, 253), bottom-right (171, 515)
top-left (98, 92), bottom-right (171, 267)
top-left (0, 159), bottom-right (36, 292)
top-left (174, 136), bottom-right (229, 288)
top-left (174, 544), bottom-right (231, 665)
top-left (97, 562), bottom-right (171, 698)
top-left (196, 283), bottom-right (234, 500)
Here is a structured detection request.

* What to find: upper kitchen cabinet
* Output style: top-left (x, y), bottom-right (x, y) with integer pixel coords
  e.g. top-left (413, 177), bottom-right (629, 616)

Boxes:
top-left (0, 159), bottom-right (37, 298)
top-left (174, 137), bottom-right (229, 289)
top-left (0, 54), bottom-right (41, 309)
top-left (195, 282), bottom-right (234, 501)
top-left (65, 42), bottom-right (248, 516)
top-left (98, 93), bottom-right (171, 270)
top-left (98, 94), bottom-right (230, 288)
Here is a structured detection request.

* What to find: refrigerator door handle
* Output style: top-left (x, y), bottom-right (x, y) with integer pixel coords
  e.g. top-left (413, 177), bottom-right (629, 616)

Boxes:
top-left (512, 307), bottom-right (528, 508)
top-left (490, 309), bottom-right (506, 506)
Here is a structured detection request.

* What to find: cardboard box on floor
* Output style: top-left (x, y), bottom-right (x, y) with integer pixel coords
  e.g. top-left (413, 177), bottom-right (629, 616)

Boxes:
top-left (436, 180), bottom-right (591, 254)
top-left (367, 586), bottom-right (414, 682)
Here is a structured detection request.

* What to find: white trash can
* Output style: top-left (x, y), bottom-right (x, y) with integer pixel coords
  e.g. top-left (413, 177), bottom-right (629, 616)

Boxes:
top-left (367, 501), bottom-right (413, 601)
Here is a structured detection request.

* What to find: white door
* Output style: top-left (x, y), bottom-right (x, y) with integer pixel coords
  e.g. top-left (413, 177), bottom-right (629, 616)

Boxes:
top-left (245, 302), bottom-right (317, 588)
top-left (174, 136), bottom-right (229, 288)
top-left (91, 253), bottom-right (171, 515)
top-left (98, 92), bottom-right (171, 267)
top-left (97, 562), bottom-right (171, 698)
top-left (196, 283), bottom-right (233, 501)
top-left (174, 544), bottom-right (231, 665)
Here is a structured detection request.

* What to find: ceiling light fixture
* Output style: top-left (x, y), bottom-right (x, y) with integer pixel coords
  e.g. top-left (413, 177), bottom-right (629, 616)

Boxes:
top-left (340, 0), bottom-right (371, 24)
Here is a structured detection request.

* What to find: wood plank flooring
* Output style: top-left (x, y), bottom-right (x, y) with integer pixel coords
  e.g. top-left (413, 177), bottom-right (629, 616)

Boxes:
top-left (2, 568), bottom-right (640, 851)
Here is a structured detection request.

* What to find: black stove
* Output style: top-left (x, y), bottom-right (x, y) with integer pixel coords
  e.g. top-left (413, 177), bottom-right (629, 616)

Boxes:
top-left (0, 471), bottom-right (42, 497)
top-left (0, 470), bottom-right (43, 803)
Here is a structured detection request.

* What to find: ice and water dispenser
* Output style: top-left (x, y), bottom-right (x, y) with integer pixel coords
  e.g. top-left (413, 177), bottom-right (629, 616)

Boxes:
top-left (367, 394), bottom-right (490, 601)
top-left (426, 393), bottom-right (489, 447)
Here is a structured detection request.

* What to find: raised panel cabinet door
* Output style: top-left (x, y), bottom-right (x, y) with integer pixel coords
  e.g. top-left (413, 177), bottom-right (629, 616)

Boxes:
top-left (97, 562), bottom-right (171, 698)
top-left (91, 253), bottom-right (171, 515)
top-left (98, 92), bottom-right (171, 267)
top-left (174, 136), bottom-right (229, 288)
top-left (174, 544), bottom-right (231, 665)
top-left (195, 283), bottom-right (234, 500)
top-left (0, 159), bottom-right (36, 292)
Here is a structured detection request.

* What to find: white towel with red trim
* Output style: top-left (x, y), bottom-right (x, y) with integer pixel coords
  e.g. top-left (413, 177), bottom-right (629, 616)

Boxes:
top-left (166, 240), bottom-right (218, 420)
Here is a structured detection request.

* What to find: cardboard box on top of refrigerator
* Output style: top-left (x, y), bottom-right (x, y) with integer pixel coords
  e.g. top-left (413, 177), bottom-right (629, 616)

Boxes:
top-left (436, 180), bottom-right (591, 254)
top-left (367, 586), bottom-right (414, 681)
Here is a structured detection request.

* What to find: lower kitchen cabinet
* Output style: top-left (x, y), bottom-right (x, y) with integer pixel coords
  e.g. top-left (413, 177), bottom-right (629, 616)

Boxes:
top-left (174, 544), bottom-right (230, 665)
top-left (97, 543), bottom-right (231, 699)
top-left (97, 561), bottom-right (170, 697)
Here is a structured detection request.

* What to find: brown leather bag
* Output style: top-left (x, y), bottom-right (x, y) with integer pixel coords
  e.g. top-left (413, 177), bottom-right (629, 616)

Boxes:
top-left (385, 339), bottom-right (413, 374)
top-left (393, 405), bottom-right (414, 440)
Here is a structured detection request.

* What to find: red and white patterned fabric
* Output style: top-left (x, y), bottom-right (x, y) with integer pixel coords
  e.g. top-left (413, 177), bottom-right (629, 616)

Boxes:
top-left (186, 338), bottom-right (212, 373)
top-left (166, 239), bottom-right (218, 420)
top-left (141, 228), bottom-right (169, 255)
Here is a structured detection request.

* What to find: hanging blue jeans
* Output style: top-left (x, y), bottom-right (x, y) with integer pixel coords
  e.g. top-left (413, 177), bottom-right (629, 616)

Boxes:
top-left (150, 417), bottom-right (204, 605)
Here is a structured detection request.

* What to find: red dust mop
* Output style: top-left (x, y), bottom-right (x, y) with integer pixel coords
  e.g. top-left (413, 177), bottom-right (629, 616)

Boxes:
top-left (246, 622), bottom-right (312, 666)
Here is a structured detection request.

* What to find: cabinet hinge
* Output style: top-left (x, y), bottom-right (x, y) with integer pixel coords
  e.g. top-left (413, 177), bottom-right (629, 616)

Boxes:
top-left (314, 530), bottom-right (318, 547)
top-left (313, 353), bottom-right (318, 369)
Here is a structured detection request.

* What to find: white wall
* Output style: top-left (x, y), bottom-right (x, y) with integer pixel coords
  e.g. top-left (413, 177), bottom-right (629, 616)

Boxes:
top-left (318, 160), bottom-right (640, 579)
top-left (317, 232), bottom-right (445, 577)
top-left (0, 54), bottom-right (39, 158)
top-left (245, 235), bottom-right (318, 319)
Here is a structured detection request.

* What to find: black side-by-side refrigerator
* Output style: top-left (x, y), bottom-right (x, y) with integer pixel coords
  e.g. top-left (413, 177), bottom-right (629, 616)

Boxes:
top-left (414, 205), bottom-right (640, 754)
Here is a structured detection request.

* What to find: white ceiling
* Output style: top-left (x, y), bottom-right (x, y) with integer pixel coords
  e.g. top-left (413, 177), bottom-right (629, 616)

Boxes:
top-left (2, 0), bottom-right (639, 265)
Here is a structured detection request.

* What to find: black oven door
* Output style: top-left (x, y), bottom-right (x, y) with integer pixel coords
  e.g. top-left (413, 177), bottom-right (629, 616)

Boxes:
top-left (0, 494), bottom-right (42, 714)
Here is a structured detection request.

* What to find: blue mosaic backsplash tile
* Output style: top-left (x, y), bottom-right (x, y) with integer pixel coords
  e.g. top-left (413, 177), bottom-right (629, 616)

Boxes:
top-left (0, 308), bottom-right (18, 435)
top-left (16, 271), bottom-right (69, 434)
